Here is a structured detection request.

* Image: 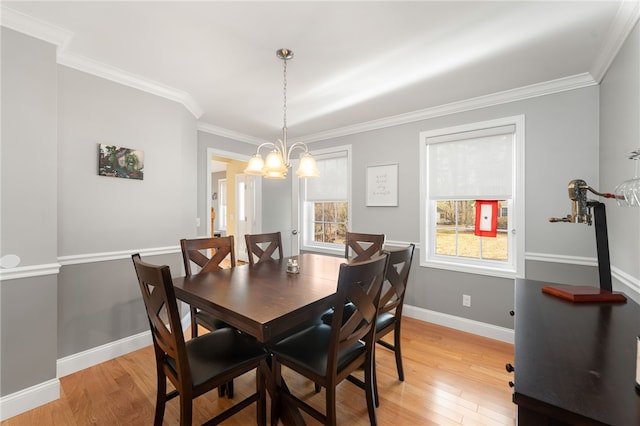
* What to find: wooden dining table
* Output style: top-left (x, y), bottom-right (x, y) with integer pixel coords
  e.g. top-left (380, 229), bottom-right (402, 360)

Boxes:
top-left (172, 252), bottom-right (347, 425)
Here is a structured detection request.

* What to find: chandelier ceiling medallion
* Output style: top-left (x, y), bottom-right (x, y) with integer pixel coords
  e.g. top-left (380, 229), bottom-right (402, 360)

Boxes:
top-left (244, 48), bottom-right (319, 179)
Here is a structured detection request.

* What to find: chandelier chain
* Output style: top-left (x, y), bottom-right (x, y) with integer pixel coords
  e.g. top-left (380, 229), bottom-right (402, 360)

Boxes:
top-left (243, 48), bottom-right (318, 179)
top-left (282, 57), bottom-right (288, 130)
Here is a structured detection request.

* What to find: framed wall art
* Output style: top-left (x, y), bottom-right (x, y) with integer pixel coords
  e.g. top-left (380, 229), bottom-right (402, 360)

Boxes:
top-left (98, 144), bottom-right (144, 180)
top-left (366, 163), bottom-right (398, 206)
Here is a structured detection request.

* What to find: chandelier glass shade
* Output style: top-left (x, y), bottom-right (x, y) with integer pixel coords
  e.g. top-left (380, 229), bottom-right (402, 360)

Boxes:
top-left (244, 49), bottom-right (319, 179)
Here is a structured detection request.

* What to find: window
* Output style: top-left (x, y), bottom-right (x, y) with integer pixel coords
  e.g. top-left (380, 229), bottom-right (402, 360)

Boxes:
top-left (435, 200), bottom-right (508, 261)
top-left (313, 201), bottom-right (348, 244)
top-left (300, 146), bottom-right (351, 254)
top-left (419, 116), bottom-right (524, 278)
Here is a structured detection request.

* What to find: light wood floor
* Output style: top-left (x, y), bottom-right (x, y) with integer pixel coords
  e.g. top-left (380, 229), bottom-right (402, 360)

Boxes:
top-left (2, 318), bottom-right (516, 425)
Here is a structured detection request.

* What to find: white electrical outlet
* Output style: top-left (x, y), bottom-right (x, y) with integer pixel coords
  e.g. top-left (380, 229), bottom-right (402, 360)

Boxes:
top-left (462, 294), bottom-right (471, 307)
top-left (195, 217), bottom-right (201, 227)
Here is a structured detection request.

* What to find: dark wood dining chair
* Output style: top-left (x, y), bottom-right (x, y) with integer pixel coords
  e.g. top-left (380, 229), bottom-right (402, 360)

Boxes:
top-left (244, 231), bottom-right (283, 266)
top-left (375, 244), bottom-right (415, 377)
top-left (349, 244), bottom-right (416, 406)
top-left (345, 232), bottom-right (385, 262)
top-left (270, 253), bottom-right (389, 426)
top-left (319, 244), bottom-right (415, 405)
top-left (317, 232), bottom-right (385, 339)
top-left (131, 254), bottom-right (267, 426)
top-left (180, 236), bottom-right (237, 398)
top-left (180, 236), bottom-right (236, 339)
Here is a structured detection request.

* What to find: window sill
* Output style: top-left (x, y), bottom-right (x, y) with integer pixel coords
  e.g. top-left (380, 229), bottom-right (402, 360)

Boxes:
top-left (300, 244), bottom-right (344, 257)
top-left (420, 258), bottom-right (521, 279)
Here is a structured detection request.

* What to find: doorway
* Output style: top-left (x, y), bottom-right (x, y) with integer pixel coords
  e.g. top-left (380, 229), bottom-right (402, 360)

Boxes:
top-left (206, 148), bottom-right (262, 261)
top-left (234, 173), bottom-right (254, 262)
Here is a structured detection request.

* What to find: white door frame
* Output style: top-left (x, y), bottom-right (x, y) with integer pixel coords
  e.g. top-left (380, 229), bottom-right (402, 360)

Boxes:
top-left (206, 148), bottom-right (262, 246)
top-left (234, 173), bottom-right (256, 262)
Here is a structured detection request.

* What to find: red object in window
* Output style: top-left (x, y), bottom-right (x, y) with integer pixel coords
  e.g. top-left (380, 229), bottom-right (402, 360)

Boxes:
top-left (475, 200), bottom-right (498, 237)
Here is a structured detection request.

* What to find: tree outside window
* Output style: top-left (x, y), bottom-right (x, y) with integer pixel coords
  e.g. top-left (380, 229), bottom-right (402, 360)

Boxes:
top-left (313, 202), bottom-right (348, 244)
top-left (435, 200), bottom-right (508, 261)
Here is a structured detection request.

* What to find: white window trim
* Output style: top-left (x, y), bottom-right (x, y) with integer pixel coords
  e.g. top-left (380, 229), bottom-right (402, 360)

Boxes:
top-left (297, 145), bottom-right (352, 256)
top-left (419, 115), bottom-right (525, 279)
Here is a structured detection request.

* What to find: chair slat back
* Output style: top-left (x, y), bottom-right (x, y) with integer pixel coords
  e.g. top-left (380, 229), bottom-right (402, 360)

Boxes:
top-left (180, 236), bottom-right (236, 275)
top-left (378, 244), bottom-right (415, 315)
top-left (345, 232), bottom-right (385, 262)
top-left (131, 254), bottom-right (190, 383)
top-left (328, 254), bottom-right (389, 367)
top-left (244, 232), bottom-right (283, 266)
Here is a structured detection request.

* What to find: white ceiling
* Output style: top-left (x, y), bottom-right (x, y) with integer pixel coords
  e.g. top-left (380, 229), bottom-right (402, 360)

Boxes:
top-left (3, 1), bottom-right (638, 144)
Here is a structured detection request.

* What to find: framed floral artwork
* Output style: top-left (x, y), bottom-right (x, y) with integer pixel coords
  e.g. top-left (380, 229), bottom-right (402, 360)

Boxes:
top-left (98, 144), bottom-right (144, 180)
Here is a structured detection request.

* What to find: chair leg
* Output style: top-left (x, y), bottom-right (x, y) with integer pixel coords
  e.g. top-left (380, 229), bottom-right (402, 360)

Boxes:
top-left (190, 307), bottom-right (199, 339)
top-left (226, 380), bottom-right (234, 398)
top-left (314, 382), bottom-right (321, 393)
top-left (270, 360), bottom-right (282, 426)
top-left (394, 326), bottom-right (404, 381)
top-left (154, 373), bottom-right (167, 426)
top-left (364, 355), bottom-right (378, 426)
top-left (257, 367), bottom-right (266, 426)
top-left (373, 351), bottom-right (380, 408)
top-left (179, 392), bottom-right (193, 426)
top-left (326, 384), bottom-right (338, 426)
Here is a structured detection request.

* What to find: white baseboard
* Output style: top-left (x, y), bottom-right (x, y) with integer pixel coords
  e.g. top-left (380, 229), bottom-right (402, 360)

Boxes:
top-left (57, 330), bottom-right (152, 378)
top-left (404, 304), bottom-right (514, 344)
top-left (56, 313), bottom-right (189, 379)
top-left (0, 378), bottom-right (59, 421)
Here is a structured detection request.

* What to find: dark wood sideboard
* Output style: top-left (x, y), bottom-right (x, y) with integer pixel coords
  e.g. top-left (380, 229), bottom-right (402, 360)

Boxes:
top-left (513, 278), bottom-right (640, 425)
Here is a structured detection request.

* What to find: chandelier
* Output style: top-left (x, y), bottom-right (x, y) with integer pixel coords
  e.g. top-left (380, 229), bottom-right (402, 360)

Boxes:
top-left (244, 49), bottom-right (319, 179)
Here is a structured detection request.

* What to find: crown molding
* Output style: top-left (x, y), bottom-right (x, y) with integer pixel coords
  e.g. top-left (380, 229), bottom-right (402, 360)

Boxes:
top-left (3, 4), bottom-right (628, 142)
top-left (301, 73), bottom-right (597, 143)
top-left (200, 72), bottom-right (596, 145)
top-left (1, 5), bottom-right (203, 119)
top-left (590, 0), bottom-right (640, 83)
top-left (57, 52), bottom-right (203, 118)
top-left (0, 6), bottom-right (72, 50)
top-left (197, 122), bottom-right (266, 146)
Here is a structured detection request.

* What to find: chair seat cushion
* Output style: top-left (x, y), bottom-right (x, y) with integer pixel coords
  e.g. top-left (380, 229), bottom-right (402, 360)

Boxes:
top-left (376, 312), bottom-right (395, 330)
top-left (271, 324), bottom-right (365, 377)
top-left (323, 305), bottom-right (395, 332)
top-left (168, 328), bottom-right (266, 388)
top-left (194, 310), bottom-right (229, 330)
top-left (320, 302), bottom-right (356, 326)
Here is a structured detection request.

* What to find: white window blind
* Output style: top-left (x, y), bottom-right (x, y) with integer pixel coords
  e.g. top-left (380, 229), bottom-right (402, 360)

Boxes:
top-left (305, 151), bottom-right (349, 202)
top-left (427, 125), bottom-right (514, 200)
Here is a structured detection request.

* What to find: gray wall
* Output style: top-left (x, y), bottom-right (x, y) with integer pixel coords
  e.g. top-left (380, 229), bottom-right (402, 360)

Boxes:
top-left (600, 21), bottom-right (640, 285)
top-left (261, 176), bottom-right (294, 256)
top-left (1, 29), bottom-right (59, 396)
top-left (1, 27), bottom-right (197, 397)
top-left (303, 87), bottom-right (600, 328)
top-left (57, 67), bottom-right (197, 256)
top-left (56, 65), bottom-right (197, 357)
top-left (195, 81), bottom-right (639, 329)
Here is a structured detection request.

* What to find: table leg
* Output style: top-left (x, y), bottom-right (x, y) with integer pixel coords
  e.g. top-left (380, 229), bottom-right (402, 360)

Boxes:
top-left (261, 358), bottom-right (306, 426)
